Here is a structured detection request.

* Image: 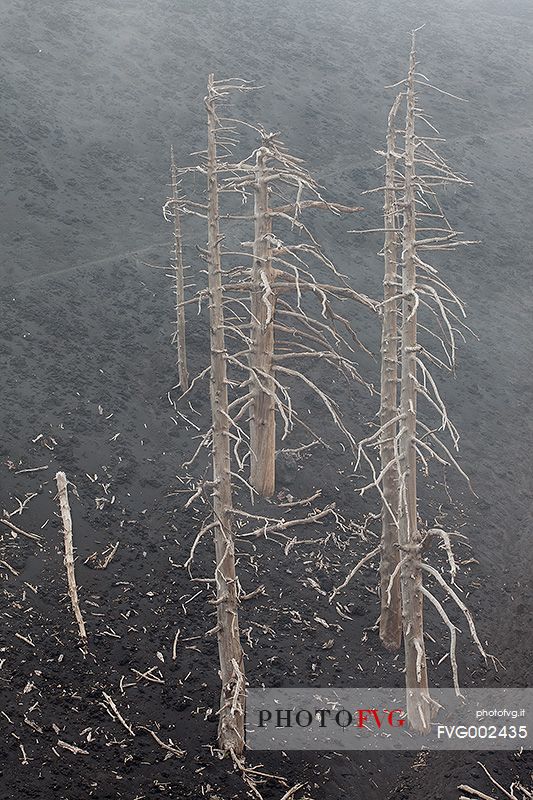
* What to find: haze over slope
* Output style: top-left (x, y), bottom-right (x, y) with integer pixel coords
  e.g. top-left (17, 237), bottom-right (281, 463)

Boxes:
top-left (0, 1), bottom-right (532, 798)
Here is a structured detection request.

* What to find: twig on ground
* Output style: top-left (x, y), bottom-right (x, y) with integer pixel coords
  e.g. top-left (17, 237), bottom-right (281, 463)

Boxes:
top-left (1, 517), bottom-right (42, 543)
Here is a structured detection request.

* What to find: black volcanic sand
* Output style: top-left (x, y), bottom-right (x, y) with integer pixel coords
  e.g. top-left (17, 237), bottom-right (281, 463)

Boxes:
top-left (1, 0), bottom-right (532, 798)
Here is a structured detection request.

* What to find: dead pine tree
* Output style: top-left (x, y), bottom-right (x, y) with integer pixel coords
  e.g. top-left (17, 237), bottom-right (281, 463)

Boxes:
top-left (337, 28), bottom-right (491, 732)
top-left (164, 146), bottom-right (189, 391)
top-left (378, 93), bottom-right (402, 652)
top-left (172, 90), bottom-right (379, 755)
top-left (203, 73), bottom-right (247, 756)
top-left (172, 75), bottom-right (254, 757)
top-left (223, 131), bottom-right (373, 498)
top-left (55, 471), bottom-right (88, 646)
top-left (396, 34), bottom-right (431, 730)
top-left (248, 144), bottom-right (276, 497)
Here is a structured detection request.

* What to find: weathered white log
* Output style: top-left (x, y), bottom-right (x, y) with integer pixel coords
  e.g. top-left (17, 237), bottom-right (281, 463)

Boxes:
top-left (55, 471), bottom-right (87, 645)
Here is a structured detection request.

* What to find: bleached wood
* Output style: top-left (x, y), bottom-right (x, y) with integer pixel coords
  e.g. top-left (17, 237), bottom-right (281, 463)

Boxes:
top-left (379, 93), bottom-right (402, 652)
top-left (55, 471), bottom-right (87, 645)
top-left (397, 34), bottom-right (431, 732)
top-left (217, 130), bottom-right (372, 497)
top-left (205, 74), bottom-right (245, 756)
top-left (170, 145), bottom-right (189, 391)
top-left (249, 146), bottom-right (276, 496)
top-left (343, 29), bottom-right (483, 732)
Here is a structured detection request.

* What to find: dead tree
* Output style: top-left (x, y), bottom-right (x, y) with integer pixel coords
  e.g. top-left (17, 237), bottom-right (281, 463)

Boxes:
top-left (204, 74), bottom-right (247, 756)
top-left (249, 145), bottom-right (276, 496)
top-left (166, 79), bottom-right (261, 758)
top-left (171, 84), bottom-right (380, 754)
top-left (55, 471), bottom-right (87, 646)
top-left (164, 146), bottom-right (189, 391)
top-left (378, 94), bottom-right (402, 652)
top-left (396, 37), bottom-right (432, 729)
top-left (222, 131), bottom-right (374, 497)
top-left (337, 29), bottom-right (489, 732)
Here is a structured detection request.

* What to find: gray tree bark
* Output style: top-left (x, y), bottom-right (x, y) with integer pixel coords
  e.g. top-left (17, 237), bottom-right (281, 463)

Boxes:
top-left (170, 146), bottom-right (189, 392)
top-left (397, 40), bottom-right (431, 732)
top-left (249, 146), bottom-right (277, 497)
top-left (379, 94), bottom-right (402, 652)
top-left (205, 74), bottom-right (245, 755)
top-left (55, 471), bottom-right (88, 645)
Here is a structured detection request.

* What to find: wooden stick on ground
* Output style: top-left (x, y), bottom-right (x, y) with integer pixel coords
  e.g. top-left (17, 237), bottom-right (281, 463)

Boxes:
top-left (1, 517), bottom-right (42, 543)
top-left (55, 471), bottom-right (87, 645)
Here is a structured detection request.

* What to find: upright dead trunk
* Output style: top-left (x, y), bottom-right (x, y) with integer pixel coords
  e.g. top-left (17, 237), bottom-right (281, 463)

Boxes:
top-left (249, 146), bottom-right (277, 497)
top-left (379, 95), bottom-right (402, 652)
top-left (55, 471), bottom-right (88, 645)
top-left (170, 146), bottom-right (189, 391)
top-left (205, 74), bottom-right (245, 755)
top-left (397, 40), bottom-right (431, 732)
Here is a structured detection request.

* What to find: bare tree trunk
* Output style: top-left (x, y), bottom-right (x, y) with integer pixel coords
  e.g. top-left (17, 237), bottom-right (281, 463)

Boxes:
top-left (249, 146), bottom-right (276, 497)
top-left (170, 146), bottom-right (189, 392)
top-left (55, 471), bottom-right (88, 645)
top-left (379, 95), bottom-right (402, 652)
top-left (205, 74), bottom-right (245, 755)
top-left (397, 39), bottom-right (431, 732)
